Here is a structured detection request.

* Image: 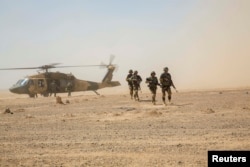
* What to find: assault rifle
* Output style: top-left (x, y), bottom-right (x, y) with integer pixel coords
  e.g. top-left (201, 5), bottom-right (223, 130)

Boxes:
top-left (146, 77), bottom-right (161, 87)
top-left (161, 78), bottom-right (178, 92)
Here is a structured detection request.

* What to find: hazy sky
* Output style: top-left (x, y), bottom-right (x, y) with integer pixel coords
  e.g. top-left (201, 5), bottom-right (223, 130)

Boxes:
top-left (0, 0), bottom-right (250, 90)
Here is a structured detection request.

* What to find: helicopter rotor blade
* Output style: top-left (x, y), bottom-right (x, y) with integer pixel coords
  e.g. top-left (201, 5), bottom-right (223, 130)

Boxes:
top-left (0, 67), bottom-right (40, 70)
top-left (55, 65), bottom-right (106, 68)
top-left (109, 54), bottom-right (115, 65)
top-left (48, 63), bottom-right (61, 66)
top-left (99, 62), bottom-right (107, 69)
top-left (114, 64), bottom-right (119, 72)
top-left (0, 57), bottom-right (117, 71)
top-left (0, 64), bottom-right (106, 70)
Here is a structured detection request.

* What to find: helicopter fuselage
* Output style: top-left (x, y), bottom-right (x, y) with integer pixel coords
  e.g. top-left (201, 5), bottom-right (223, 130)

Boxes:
top-left (4, 57), bottom-right (120, 97)
top-left (9, 71), bottom-right (120, 97)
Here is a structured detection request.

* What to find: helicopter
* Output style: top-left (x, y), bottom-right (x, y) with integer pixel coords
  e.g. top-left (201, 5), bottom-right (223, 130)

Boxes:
top-left (0, 56), bottom-right (121, 97)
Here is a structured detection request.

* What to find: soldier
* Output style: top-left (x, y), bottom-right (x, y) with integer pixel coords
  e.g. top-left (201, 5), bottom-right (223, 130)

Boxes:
top-left (131, 70), bottom-right (142, 101)
top-left (126, 69), bottom-right (134, 99)
top-left (49, 80), bottom-right (57, 97)
top-left (146, 71), bottom-right (161, 105)
top-left (66, 81), bottom-right (73, 97)
top-left (160, 67), bottom-right (177, 105)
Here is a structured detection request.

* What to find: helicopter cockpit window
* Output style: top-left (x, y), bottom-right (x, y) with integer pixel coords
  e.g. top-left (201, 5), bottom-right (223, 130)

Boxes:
top-left (15, 78), bottom-right (29, 86)
top-left (21, 78), bottom-right (29, 86)
top-left (16, 79), bottom-right (23, 85)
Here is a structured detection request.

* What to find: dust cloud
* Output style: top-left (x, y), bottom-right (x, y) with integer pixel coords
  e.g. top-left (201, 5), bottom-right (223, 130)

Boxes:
top-left (173, 0), bottom-right (250, 89)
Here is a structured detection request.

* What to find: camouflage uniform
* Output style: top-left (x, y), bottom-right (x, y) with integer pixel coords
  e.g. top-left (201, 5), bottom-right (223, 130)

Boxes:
top-left (160, 67), bottom-right (176, 105)
top-left (49, 80), bottom-right (57, 97)
top-left (66, 81), bottom-right (73, 97)
top-left (131, 71), bottom-right (142, 101)
top-left (146, 71), bottom-right (160, 105)
top-left (126, 70), bottom-right (134, 99)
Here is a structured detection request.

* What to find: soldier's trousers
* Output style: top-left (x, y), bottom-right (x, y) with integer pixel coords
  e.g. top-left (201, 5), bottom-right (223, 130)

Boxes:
top-left (128, 84), bottom-right (133, 98)
top-left (133, 86), bottom-right (140, 100)
top-left (149, 87), bottom-right (157, 102)
top-left (162, 86), bottom-right (172, 102)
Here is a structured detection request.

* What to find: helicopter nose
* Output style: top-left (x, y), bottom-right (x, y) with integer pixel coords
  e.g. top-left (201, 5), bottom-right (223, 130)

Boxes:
top-left (9, 87), bottom-right (17, 93)
top-left (9, 85), bottom-right (26, 94)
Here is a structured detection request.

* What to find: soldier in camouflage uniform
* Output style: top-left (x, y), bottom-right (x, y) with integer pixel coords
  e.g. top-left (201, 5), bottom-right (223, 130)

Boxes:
top-left (131, 70), bottom-right (142, 101)
top-left (126, 69), bottom-right (134, 99)
top-left (160, 67), bottom-right (177, 105)
top-left (49, 80), bottom-right (57, 97)
top-left (66, 81), bottom-right (73, 97)
top-left (146, 71), bottom-right (161, 105)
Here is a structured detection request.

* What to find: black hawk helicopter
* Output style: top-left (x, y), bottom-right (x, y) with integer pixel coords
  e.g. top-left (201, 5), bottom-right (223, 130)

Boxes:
top-left (0, 56), bottom-right (120, 97)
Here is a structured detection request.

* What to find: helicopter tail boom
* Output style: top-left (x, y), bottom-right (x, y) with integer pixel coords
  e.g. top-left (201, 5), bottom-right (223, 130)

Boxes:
top-left (100, 63), bottom-right (120, 88)
top-left (106, 81), bottom-right (120, 87)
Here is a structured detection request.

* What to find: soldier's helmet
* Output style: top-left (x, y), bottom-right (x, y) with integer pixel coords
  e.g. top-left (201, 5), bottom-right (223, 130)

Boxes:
top-left (151, 71), bottom-right (156, 76)
top-left (129, 69), bottom-right (133, 73)
top-left (134, 70), bottom-right (138, 75)
top-left (164, 67), bottom-right (169, 71)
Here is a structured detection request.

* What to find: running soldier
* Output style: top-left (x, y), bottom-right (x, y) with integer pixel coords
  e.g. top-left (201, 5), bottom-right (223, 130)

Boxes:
top-left (131, 70), bottom-right (142, 101)
top-left (160, 67), bottom-right (177, 105)
top-left (126, 69), bottom-right (134, 99)
top-left (146, 71), bottom-right (161, 105)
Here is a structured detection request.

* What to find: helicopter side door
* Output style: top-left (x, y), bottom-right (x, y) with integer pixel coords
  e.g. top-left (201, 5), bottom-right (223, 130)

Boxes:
top-left (30, 78), bottom-right (48, 95)
top-left (27, 79), bottom-right (37, 96)
top-left (58, 78), bottom-right (69, 92)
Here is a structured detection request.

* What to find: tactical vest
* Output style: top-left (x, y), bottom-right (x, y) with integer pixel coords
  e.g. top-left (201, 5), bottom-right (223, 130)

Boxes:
top-left (147, 77), bottom-right (158, 88)
top-left (126, 74), bottom-right (133, 85)
top-left (160, 73), bottom-right (172, 87)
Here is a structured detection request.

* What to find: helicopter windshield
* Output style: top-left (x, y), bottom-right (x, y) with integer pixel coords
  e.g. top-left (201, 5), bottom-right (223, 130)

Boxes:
top-left (15, 79), bottom-right (23, 85)
top-left (15, 78), bottom-right (29, 86)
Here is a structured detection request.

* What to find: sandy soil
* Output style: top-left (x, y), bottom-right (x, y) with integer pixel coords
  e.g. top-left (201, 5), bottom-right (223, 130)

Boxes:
top-left (0, 87), bottom-right (250, 167)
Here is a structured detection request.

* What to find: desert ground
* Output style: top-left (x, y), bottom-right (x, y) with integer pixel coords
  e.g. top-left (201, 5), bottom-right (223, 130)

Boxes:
top-left (0, 86), bottom-right (250, 167)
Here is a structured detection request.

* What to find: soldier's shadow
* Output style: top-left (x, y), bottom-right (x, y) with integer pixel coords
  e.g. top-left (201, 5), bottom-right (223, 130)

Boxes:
top-left (168, 103), bottom-right (193, 106)
top-left (138, 99), bottom-right (162, 106)
top-left (139, 99), bottom-right (193, 107)
top-left (138, 99), bottom-right (152, 102)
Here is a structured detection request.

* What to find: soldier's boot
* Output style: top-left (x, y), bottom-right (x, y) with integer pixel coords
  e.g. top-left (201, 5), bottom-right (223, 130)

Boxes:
top-left (162, 97), bottom-right (166, 105)
top-left (136, 93), bottom-right (140, 101)
top-left (130, 92), bottom-right (133, 99)
top-left (168, 96), bottom-right (171, 104)
top-left (152, 99), bottom-right (156, 105)
top-left (134, 91), bottom-right (139, 101)
top-left (136, 94), bottom-right (139, 101)
top-left (152, 95), bottom-right (156, 105)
